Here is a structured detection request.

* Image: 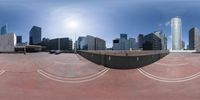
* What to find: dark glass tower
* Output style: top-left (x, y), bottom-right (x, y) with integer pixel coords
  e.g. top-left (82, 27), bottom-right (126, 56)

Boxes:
top-left (29, 26), bottom-right (41, 45)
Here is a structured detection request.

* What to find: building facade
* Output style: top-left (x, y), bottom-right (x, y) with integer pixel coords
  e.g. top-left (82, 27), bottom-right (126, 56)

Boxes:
top-left (77, 35), bottom-right (106, 50)
top-left (189, 27), bottom-right (200, 50)
top-left (137, 34), bottom-right (144, 49)
top-left (95, 37), bottom-right (106, 50)
top-left (171, 16), bottom-right (182, 50)
top-left (153, 31), bottom-right (167, 50)
top-left (29, 26), bottom-right (41, 45)
top-left (113, 34), bottom-right (137, 50)
top-left (45, 38), bottom-right (72, 50)
top-left (1, 24), bottom-right (8, 35)
top-left (143, 33), bottom-right (162, 50)
top-left (17, 36), bottom-right (22, 44)
top-left (129, 38), bottom-right (137, 50)
top-left (0, 33), bottom-right (16, 52)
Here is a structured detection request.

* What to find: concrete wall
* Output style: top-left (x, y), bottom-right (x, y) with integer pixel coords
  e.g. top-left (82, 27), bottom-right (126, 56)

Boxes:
top-left (0, 33), bottom-right (16, 52)
top-left (78, 51), bottom-right (169, 69)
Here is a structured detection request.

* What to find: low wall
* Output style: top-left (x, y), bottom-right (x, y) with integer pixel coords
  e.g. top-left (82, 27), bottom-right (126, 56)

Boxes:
top-left (77, 50), bottom-right (169, 69)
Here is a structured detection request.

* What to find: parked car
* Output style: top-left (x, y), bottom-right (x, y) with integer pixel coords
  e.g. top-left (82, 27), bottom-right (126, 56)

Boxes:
top-left (49, 50), bottom-right (56, 54)
top-left (55, 50), bottom-right (62, 55)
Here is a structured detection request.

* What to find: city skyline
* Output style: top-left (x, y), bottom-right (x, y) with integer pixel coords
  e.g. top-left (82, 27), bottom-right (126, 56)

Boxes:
top-left (1, 0), bottom-right (200, 48)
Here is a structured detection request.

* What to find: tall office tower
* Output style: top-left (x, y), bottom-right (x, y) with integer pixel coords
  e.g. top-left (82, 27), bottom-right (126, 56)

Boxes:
top-left (1, 24), bottom-right (8, 35)
top-left (17, 36), bottom-right (22, 44)
top-left (137, 34), bottom-right (144, 49)
top-left (189, 27), bottom-right (200, 50)
top-left (120, 34), bottom-right (128, 40)
top-left (29, 26), bottom-right (41, 45)
top-left (154, 31), bottom-right (167, 50)
top-left (171, 16), bottom-right (182, 50)
top-left (143, 32), bottom-right (162, 50)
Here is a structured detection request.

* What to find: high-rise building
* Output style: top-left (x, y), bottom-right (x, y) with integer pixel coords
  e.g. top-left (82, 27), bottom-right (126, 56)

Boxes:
top-left (29, 26), bottom-right (41, 45)
top-left (154, 31), bottom-right (167, 50)
top-left (17, 36), bottom-right (22, 44)
top-left (129, 38), bottom-right (137, 50)
top-left (189, 27), bottom-right (200, 50)
top-left (171, 16), bottom-right (182, 50)
top-left (143, 32), bottom-right (162, 50)
top-left (76, 37), bottom-right (85, 50)
top-left (137, 34), bottom-right (144, 49)
top-left (120, 34), bottom-right (128, 40)
top-left (1, 24), bottom-right (8, 35)
top-left (113, 39), bottom-right (120, 50)
top-left (112, 34), bottom-right (136, 50)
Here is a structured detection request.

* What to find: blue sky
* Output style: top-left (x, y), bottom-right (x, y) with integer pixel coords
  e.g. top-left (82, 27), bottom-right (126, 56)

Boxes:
top-left (0, 0), bottom-right (200, 48)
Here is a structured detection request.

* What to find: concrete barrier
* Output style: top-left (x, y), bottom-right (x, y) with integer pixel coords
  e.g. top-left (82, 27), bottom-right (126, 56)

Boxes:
top-left (77, 50), bottom-right (169, 69)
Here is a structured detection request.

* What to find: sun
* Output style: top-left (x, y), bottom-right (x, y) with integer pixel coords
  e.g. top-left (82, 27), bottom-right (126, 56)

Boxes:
top-left (66, 20), bottom-right (79, 29)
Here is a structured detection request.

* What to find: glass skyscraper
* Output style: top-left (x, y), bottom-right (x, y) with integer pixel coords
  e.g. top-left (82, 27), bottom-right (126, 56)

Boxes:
top-left (171, 17), bottom-right (182, 50)
top-left (1, 24), bottom-right (8, 35)
top-left (29, 26), bottom-right (41, 45)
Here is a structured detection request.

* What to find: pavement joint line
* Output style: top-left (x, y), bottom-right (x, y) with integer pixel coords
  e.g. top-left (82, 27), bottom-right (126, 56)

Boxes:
top-left (38, 68), bottom-right (109, 80)
top-left (138, 68), bottom-right (200, 83)
top-left (37, 68), bottom-right (110, 83)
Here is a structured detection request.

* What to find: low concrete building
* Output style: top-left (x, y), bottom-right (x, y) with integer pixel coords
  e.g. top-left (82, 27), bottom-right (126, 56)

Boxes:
top-left (0, 33), bottom-right (16, 52)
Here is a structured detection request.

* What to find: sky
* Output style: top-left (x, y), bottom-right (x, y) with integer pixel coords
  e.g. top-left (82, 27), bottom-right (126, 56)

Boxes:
top-left (0, 0), bottom-right (200, 48)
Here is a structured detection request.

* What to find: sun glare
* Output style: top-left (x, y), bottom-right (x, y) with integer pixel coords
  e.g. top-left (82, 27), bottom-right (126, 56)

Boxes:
top-left (67, 20), bottom-right (79, 29)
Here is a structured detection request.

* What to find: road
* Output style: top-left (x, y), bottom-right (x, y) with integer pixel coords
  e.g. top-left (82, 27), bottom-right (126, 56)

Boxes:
top-left (0, 52), bottom-right (199, 100)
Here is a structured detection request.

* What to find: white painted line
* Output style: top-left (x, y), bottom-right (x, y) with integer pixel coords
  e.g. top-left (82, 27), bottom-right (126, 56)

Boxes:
top-left (37, 68), bottom-right (109, 83)
top-left (0, 70), bottom-right (5, 75)
top-left (138, 68), bottom-right (200, 83)
top-left (54, 61), bottom-right (91, 65)
top-left (38, 68), bottom-right (108, 80)
top-left (154, 62), bottom-right (188, 67)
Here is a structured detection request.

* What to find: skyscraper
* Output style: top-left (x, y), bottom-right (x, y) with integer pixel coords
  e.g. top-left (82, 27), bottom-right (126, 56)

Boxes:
top-left (120, 34), bottom-right (128, 40)
top-left (189, 27), bottom-right (200, 50)
top-left (1, 24), bottom-right (8, 35)
top-left (17, 36), bottom-right (22, 44)
top-left (154, 31), bottom-right (167, 50)
top-left (171, 16), bottom-right (182, 50)
top-left (137, 34), bottom-right (144, 49)
top-left (143, 32), bottom-right (162, 50)
top-left (29, 26), bottom-right (41, 45)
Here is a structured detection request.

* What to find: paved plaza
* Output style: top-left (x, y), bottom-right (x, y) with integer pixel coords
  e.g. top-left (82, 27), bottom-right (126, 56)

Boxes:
top-left (0, 52), bottom-right (199, 100)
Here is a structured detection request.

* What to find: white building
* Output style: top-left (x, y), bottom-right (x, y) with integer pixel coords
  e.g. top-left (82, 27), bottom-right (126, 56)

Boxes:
top-left (0, 33), bottom-right (16, 52)
top-left (171, 16), bottom-right (182, 50)
top-left (78, 35), bottom-right (105, 50)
